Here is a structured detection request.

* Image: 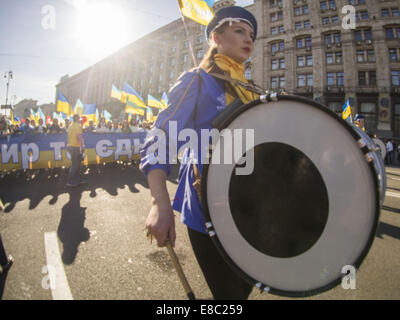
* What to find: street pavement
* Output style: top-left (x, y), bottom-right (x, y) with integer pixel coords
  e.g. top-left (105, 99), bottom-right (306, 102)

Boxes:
top-left (0, 162), bottom-right (399, 300)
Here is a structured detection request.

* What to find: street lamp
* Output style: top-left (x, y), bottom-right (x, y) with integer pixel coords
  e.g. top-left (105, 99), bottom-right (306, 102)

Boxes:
top-left (4, 70), bottom-right (13, 107)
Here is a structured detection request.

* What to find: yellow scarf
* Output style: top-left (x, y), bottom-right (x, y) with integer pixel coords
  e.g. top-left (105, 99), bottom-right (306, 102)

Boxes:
top-left (214, 54), bottom-right (259, 105)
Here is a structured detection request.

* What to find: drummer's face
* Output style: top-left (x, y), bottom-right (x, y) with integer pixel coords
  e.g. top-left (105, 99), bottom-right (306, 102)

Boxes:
top-left (215, 21), bottom-right (254, 64)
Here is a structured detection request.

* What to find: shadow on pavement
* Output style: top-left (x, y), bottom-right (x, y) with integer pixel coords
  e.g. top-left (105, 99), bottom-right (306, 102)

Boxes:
top-left (376, 221), bottom-right (400, 240)
top-left (0, 163), bottom-right (179, 214)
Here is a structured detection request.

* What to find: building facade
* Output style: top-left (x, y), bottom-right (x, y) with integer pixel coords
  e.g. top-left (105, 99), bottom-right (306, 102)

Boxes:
top-left (56, 0), bottom-right (400, 137)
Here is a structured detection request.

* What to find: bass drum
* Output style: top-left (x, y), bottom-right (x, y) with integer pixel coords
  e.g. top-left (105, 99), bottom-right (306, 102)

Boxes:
top-left (201, 94), bottom-right (383, 297)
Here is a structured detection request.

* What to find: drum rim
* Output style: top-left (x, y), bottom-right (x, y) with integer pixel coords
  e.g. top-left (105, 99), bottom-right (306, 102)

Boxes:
top-left (201, 94), bottom-right (381, 298)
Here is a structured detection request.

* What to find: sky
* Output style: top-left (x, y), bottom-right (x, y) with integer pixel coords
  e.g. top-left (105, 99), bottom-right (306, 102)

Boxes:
top-left (0, 0), bottom-right (254, 106)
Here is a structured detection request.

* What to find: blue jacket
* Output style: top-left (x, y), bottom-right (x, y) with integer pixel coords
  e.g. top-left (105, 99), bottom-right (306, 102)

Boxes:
top-left (140, 68), bottom-right (228, 233)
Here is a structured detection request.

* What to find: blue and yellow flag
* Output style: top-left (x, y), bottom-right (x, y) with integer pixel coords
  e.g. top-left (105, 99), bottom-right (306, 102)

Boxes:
top-left (75, 99), bottom-right (84, 115)
top-left (56, 92), bottom-right (71, 115)
top-left (146, 107), bottom-right (154, 122)
top-left (111, 84), bottom-right (122, 100)
top-left (126, 101), bottom-right (146, 116)
top-left (37, 107), bottom-right (46, 122)
top-left (178, 0), bottom-right (215, 25)
top-left (122, 83), bottom-right (146, 108)
top-left (147, 94), bottom-right (164, 109)
top-left (342, 99), bottom-right (352, 123)
top-left (161, 92), bottom-right (168, 110)
top-left (84, 104), bottom-right (97, 123)
top-left (103, 109), bottom-right (112, 122)
top-left (30, 109), bottom-right (39, 122)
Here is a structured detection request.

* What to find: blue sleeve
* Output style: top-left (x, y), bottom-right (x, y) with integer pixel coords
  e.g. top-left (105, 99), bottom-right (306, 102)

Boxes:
top-left (140, 70), bottom-right (201, 177)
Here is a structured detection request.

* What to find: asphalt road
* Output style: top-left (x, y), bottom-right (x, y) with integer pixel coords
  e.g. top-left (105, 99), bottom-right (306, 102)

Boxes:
top-left (0, 162), bottom-right (399, 300)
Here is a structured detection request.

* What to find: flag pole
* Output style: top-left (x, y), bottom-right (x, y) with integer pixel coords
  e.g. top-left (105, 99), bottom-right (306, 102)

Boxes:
top-left (177, 1), bottom-right (198, 67)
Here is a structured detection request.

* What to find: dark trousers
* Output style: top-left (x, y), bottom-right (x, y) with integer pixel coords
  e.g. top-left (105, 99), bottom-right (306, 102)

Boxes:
top-left (0, 234), bottom-right (8, 266)
top-left (67, 147), bottom-right (82, 186)
top-left (187, 227), bottom-right (253, 300)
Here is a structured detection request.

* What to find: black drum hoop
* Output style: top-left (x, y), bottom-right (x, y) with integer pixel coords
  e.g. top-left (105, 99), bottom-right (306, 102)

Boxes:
top-left (201, 94), bottom-right (381, 298)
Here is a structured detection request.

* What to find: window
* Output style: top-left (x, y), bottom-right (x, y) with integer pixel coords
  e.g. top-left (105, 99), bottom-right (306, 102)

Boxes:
top-left (326, 52), bottom-right (334, 64)
top-left (271, 13), bottom-right (277, 22)
top-left (305, 37), bottom-right (312, 47)
top-left (364, 30), bottom-right (372, 41)
top-left (271, 27), bottom-right (278, 35)
top-left (393, 71), bottom-right (400, 86)
top-left (296, 22), bottom-right (302, 30)
top-left (271, 77), bottom-right (278, 89)
top-left (382, 9), bottom-right (390, 18)
top-left (294, 7), bottom-right (301, 16)
top-left (337, 72), bottom-right (344, 86)
top-left (298, 74), bottom-right (305, 87)
top-left (303, 5), bottom-right (309, 14)
top-left (360, 11), bottom-right (369, 20)
top-left (392, 8), bottom-right (399, 17)
top-left (367, 50), bottom-right (375, 62)
top-left (197, 49), bottom-right (204, 59)
top-left (389, 48), bottom-right (399, 61)
top-left (169, 70), bottom-right (174, 79)
top-left (270, 0), bottom-right (276, 8)
top-left (369, 71), bottom-right (376, 85)
top-left (272, 43), bottom-right (278, 54)
top-left (359, 71), bottom-right (366, 85)
top-left (355, 30), bottom-right (362, 42)
top-left (280, 58), bottom-right (285, 69)
top-left (357, 50), bottom-right (364, 62)
top-left (386, 27), bottom-right (400, 39)
top-left (325, 34), bottom-right (332, 45)
top-left (306, 55), bottom-right (313, 66)
top-left (322, 17), bottom-right (330, 25)
top-left (336, 52), bottom-right (343, 64)
top-left (183, 53), bottom-right (188, 63)
top-left (329, 0), bottom-right (336, 10)
top-left (279, 25), bottom-right (285, 33)
top-left (304, 20), bottom-right (311, 29)
top-left (327, 72), bottom-right (335, 85)
top-left (184, 40), bottom-right (189, 49)
top-left (332, 16), bottom-right (339, 24)
top-left (272, 59), bottom-right (278, 70)
top-left (307, 74), bottom-right (313, 86)
top-left (298, 56), bottom-right (305, 67)
top-left (297, 39), bottom-right (303, 48)
top-left (334, 33), bottom-right (341, 43)
top-left (170, 57), bottom-right (175, 66)
top-left (279, 76), bottom-right (286, 88)
top-left (279, 41), bottom-right (285, 51)
top-left (278, 11), bottom-right (283, 20)
top-left (320, 1), bottom-right (327, 11)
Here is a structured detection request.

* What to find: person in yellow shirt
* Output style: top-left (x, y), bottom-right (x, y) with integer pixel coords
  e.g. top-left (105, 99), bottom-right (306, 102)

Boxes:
top-left (67, 114), bottom-right (86, 187)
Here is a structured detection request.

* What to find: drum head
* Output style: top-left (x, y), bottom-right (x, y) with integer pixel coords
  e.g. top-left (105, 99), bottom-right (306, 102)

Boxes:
top-left (202, 96), bottom-right (380, 297)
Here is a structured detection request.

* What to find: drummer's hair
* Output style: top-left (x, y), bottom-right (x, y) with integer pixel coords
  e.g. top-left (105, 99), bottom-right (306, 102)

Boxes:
top-left (198, 23), bottom-right (229, 71)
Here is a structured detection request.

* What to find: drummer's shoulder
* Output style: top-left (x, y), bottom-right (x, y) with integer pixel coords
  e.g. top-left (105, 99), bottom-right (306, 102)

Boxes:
top-left (170, 68), bottom-right (205, 94)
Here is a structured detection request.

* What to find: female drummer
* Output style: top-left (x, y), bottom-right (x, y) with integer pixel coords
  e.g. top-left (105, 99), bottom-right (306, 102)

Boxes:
top-left (140, 6), bottom-right (260, 300)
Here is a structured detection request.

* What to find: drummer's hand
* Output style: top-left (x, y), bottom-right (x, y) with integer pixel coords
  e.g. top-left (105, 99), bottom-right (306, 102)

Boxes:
top-left (146, 200), bottom-right (176, 248)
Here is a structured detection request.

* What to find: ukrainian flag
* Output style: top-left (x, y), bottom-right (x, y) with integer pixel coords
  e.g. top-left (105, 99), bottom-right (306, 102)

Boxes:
top-left (146, 107), bottom-right (154, 122)
top-left (126, 101), bottom-right (146, 116)
top-left (75, 99), bottom-right (84, 115)
top-left (178, 0), bottom-right (215, 25)
top-left (147, 94), bottom-right (164, 109)
top-left (30, 109), bottom-right (39, 122)
top-left (121, 83), bottom-right (146, 108)
top-left (37, 106), bottom-right (46, 122)
top-left (161, 92), bottom-right (168, 110)
top-left (342, 99), bottom-right (352, 123)
top-left (56, 92), bottom-right (71, 115)
top-left (95, 108), bottom-right (100, 126)
top-left (111, 85), bottom-right (122, 100)
top-left (103, 109), bottom-right (112, 122)
top-left (84, 104), bottom-right (97, 123)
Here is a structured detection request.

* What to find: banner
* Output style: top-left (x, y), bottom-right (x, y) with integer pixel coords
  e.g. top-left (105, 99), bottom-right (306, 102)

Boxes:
top-left (0, 132), bottom-right (147, 171)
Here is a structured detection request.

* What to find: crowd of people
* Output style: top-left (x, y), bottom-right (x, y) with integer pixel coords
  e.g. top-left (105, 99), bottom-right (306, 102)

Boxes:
top-left (0, 115), bottom-right (153, 138)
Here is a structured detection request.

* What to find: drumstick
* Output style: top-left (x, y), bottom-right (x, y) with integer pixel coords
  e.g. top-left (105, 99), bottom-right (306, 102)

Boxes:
top-left (165, 240), bottom-right (196, 300)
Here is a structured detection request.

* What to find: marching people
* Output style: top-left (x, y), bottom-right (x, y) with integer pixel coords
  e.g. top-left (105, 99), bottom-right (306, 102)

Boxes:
top-left (66, 114), bottom-right (86, 187)
top-left (141, 6), bottom-right (260, 300)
